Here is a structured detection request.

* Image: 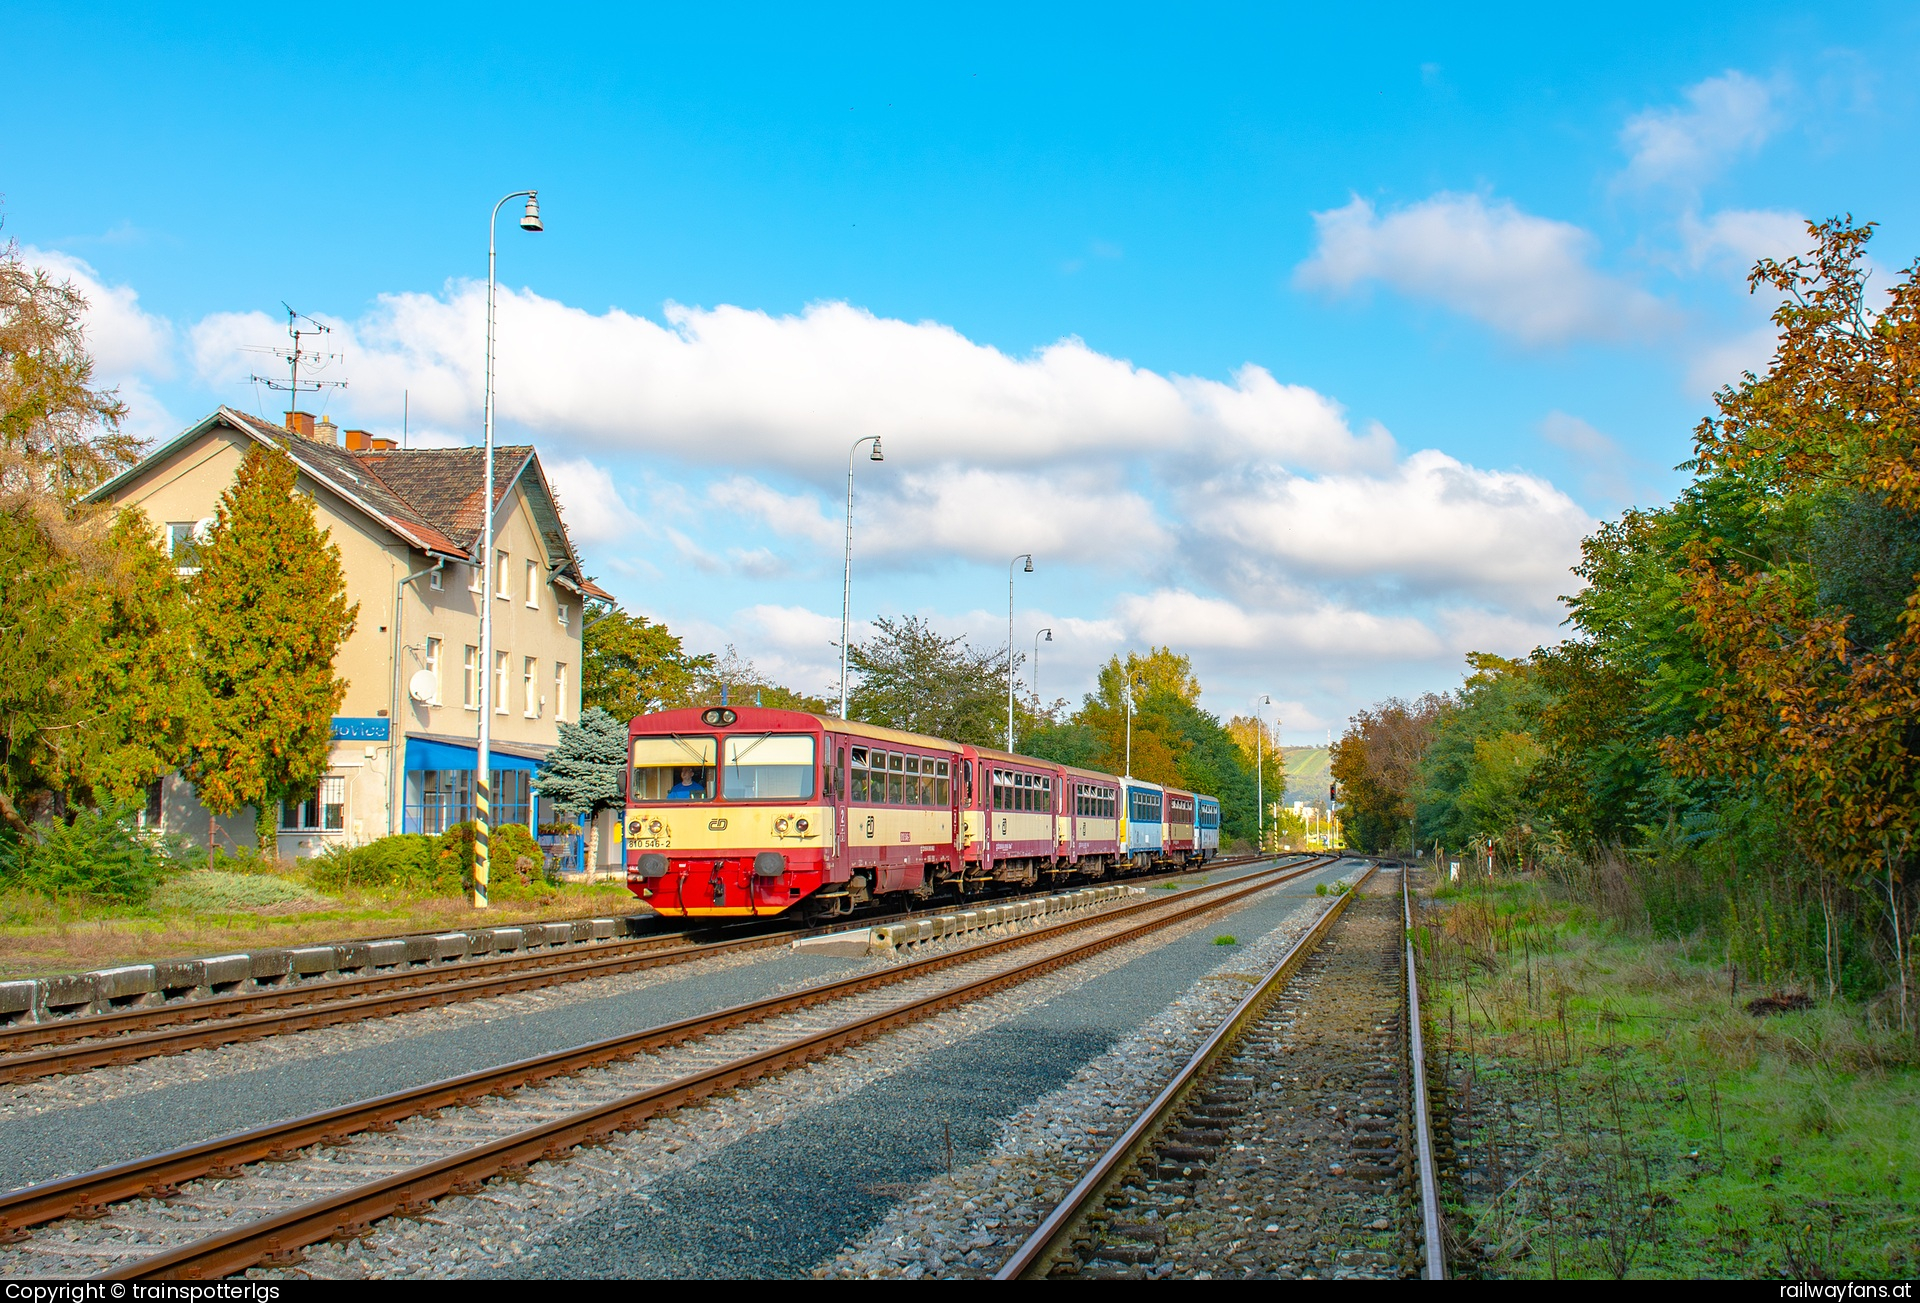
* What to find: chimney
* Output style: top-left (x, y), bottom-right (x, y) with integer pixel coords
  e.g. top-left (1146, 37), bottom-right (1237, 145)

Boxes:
top-left (285, 411), bottom-right (315, 439)
top-left (344, 428), bottom-right (371, 452)
top-left (315, 416), bottom-right (340, 446)
top-left (371, 435), bottom-right (398, 451)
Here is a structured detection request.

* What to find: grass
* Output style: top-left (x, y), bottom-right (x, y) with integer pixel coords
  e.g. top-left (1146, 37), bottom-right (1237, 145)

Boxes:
top-left (1417, 874), bottom-right (1919, 1279)
top-left (0, 876), bottom-right (644, 980)
top-left (1214, 934), bottom-right (1238, 946)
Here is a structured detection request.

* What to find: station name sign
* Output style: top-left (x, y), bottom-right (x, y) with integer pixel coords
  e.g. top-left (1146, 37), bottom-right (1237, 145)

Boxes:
top-left (331, 716), bottom-right (391, 741)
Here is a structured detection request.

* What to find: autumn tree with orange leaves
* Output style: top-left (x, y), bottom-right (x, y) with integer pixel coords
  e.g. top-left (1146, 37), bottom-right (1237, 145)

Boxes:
top-left (1664, 217), bottom-right (1920, 1014)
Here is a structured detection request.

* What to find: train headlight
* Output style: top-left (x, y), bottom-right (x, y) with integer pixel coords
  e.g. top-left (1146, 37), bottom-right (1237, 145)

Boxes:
top-left (774, 816), bottom-right (792, 835)
top-left (795, 817), bottom-right (809, 834)
top-left (627, 820), bottom-right (642, 836)
top-left (648, 819), bottom-right (663, 835)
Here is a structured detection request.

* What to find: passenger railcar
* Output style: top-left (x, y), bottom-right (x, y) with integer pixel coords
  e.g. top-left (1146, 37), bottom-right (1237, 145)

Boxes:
top-left (624, 705), bottom-right (1222, 919)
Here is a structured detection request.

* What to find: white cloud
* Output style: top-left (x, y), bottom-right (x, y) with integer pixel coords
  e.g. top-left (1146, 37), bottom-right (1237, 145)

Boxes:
top-left (1680, 207), bottom-right (1808, 272)
top-left (707, 476), bottom-right (839, 548)
top-left (1687, 323), bottom-right (1780, 397)
top-left (544, 456), bottom-right (645, 549)
top-left (192, 288), bottom-right (1392, 476)
top-left (1294, 194), bottom-right (1676, 345)
top-left (1117, 587), bottom-right (1444, 662)
top-left (22, 247), bottom-right (177, 441)
top-left (1188, 450), bottom-right (1593, 609)
top-left (1621, 71), bottom-right (1781, 189)
top-left (864, 467), bottom-right (1171, 569)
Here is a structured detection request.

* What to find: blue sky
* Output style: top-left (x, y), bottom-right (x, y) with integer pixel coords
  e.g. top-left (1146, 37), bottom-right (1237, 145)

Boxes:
top-left (8, 2), bottom-right (1918, 739)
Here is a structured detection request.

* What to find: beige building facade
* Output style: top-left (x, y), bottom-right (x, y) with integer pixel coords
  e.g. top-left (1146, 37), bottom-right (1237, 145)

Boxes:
top-left (86, 407), bottom-right (613, 861)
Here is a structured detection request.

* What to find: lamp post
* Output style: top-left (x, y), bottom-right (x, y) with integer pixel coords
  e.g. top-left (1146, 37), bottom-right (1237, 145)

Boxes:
top-left (1007, 553), bottom-right (1032, 751)
top-left (839, 436), bottom-right (885, 718)
top-left (1031, 628), bottom-right (1052, 721)
top-left (1253, 694), bottom-right (1271, 851)
top-left (474, 188), bottom-right (543, 909)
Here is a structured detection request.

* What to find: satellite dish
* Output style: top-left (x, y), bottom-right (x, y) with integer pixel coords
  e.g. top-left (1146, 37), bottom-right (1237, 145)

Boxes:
top-left (193, 517), bottom-right (217, 542)
top-left (407, 670), bottom-right (438, 704)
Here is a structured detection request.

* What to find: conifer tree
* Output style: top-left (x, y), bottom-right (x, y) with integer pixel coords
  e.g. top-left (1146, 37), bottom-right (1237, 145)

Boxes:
top-left (535, 706), bottom-right (630, 866)
top-left (183, 445), bottom-right (357, 853)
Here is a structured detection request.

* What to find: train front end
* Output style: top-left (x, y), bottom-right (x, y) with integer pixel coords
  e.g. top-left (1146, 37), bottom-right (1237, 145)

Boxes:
top-left (625, 706), bottom-right (833, 917)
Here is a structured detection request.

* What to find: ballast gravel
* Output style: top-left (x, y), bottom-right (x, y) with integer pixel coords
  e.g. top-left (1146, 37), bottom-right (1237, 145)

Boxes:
top-left (249, 860), bottom-right (1358, 1279)
top-left (0, 860), bottom-right (1332, 1277)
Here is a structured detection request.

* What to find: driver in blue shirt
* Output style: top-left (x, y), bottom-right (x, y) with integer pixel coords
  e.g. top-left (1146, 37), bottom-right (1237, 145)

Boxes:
top-left (668, 767), bottom-right (703, 800)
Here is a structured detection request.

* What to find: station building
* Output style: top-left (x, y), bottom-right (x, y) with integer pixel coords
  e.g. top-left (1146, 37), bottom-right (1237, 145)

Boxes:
top-left (85, 407), bottom-right (617, 863)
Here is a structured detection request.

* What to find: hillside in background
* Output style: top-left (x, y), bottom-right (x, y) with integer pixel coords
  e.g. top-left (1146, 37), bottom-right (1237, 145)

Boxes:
top-left (1281, 746), bottom-right (1331, 805)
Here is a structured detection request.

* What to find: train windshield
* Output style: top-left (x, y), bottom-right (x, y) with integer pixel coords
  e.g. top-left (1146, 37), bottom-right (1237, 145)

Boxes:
top-left (723, 733), bottom-right (816, 800)
top-left (631, 736), bottom-right (716, 802)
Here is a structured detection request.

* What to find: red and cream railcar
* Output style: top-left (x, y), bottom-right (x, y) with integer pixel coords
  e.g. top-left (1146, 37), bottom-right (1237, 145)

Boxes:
top-left (964, 745), bottom-right (1063, 886)
top-left (1061, 765), bottom-right (1125, 874)
top-left (626, 705), bottom-right (968, 918)
top-left (1163, 788), bottom-right (1198, 863)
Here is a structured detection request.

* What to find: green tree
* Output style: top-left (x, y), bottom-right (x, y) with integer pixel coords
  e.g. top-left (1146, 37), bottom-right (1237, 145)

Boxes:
top-left (1331, 694), bottom-right (1445, 853)
top-left (581, 608), bottom-right (714, 720)
top-left (0, 505), bottom-right (94, 832)
top-left (0, 241), bottom-right (141, 503)
top-left (183, 446), bottom-right (357, 853)
top-left (694, 645), bottom-right (833, 714)
top-left (848, 615), bottom-right (1014, 746)
top-left (535, 706), bottom-right (630, 866)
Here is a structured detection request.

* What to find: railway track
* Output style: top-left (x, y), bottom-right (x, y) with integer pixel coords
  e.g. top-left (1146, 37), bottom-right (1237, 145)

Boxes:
top-left (0, 854), bottom-right (1343, 1279)
top-left (995, 863), bottom-right (1445, 1280)
top-left (0, 854), bottom-right (1282, 1085)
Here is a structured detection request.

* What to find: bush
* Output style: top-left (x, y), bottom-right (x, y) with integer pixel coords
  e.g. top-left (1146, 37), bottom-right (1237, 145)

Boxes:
top-left (0, 803), bottom-right (187, 904)
top-left (310, 823), bottom-right (555, 900)
top-left (151, 869), bottom-right (327, 912)
top-left (308, 833), bottom-right (449, 894)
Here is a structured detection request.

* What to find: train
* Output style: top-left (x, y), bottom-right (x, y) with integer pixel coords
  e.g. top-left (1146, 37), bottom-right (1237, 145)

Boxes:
top-left (622, 705), bottom-right (1222, 919)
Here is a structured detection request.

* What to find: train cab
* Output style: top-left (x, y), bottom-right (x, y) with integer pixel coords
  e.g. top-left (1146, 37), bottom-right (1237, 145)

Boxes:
top-left (1123, 780), bottom-right (1165, 866)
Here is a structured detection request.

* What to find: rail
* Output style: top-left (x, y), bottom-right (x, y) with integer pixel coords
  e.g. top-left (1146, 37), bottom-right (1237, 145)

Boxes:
top-left (1404, 865), bottom-right (1445, 1279)
top-left (994, 861), bottom-right (1377, 1279)
top-left (0, 857), bottom-right (1340, 1263)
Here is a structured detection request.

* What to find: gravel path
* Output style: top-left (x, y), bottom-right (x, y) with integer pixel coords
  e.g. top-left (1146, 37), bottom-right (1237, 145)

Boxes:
top-left (0, 859), bottom-right (1335, 1278)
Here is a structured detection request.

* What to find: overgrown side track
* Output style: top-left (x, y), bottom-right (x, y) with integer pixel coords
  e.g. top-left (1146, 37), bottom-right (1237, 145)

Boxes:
top-left (0, 857), bottom-right (1336, 1270)
top-left (0, 855), bottom-right (1281, 1083)
top-left (997, 863), bottom-right (1444, 1280)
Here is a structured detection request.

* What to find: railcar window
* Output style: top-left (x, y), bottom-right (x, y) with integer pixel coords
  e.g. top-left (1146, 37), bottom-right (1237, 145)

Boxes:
top-left (935, 760), bottom-right (950, 805)
top-left (722, 734), bottom-right (816, 800)
top-left (888, 751), bottom-right (904, 805)
top-left (836, 746), bottom-right (846, 801)
top-left (631, 736), bottom-right (716, 801)
top-left (850, 747), bottom-right (869, 802)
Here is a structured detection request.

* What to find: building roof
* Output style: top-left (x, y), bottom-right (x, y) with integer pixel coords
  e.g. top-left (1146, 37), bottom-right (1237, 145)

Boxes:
top-left (87, 407), bottom-right (614, 602)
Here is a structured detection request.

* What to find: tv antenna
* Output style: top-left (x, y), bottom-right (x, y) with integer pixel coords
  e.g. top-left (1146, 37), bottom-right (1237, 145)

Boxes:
top-left (245, 304), bottom-right (347, 413)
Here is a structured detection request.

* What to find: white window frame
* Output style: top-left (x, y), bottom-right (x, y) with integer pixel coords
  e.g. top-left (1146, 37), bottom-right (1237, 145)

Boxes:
top-left (494, 650), bottom-right (510, 714)
top-left (424, 637), bottom-right (443, 705)
top-left (463, 645), bottom-right (479, 710)
top-left (523, 656), bottom-right (539, 718)
top-left (496, 550), bottom-right (511, 598)
top-left (555, 662), bottom-right (568, 722)
top-left (166, 522), bottom-right (203, 575)
top-left (558, 602), bottom-right (570, 630)
top-left (525, 558), bottom-right (539, 609)
top-left (428, 566), bottom-right (444, 591)
top-left (468, 562), bottom-right (482, 593)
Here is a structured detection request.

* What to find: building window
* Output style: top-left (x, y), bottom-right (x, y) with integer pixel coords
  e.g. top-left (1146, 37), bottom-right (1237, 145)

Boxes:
top-left (523, 656), bottom-right (539, 718)
top-left (403, 768), bottom-right (531, 835)
top-left (558, 602), bottom-right (569, 630)
top-left (463, 645), bottom-right (479, 709)
top-left (469, 562), bottom-right (482, 593)
top-left (525, 559), bottom-right (539, 608)
top-left (282, 775), bottom-right (345, 832)
top-left (496, 550), bottom-right (510, 598)
top-left (428, 565), bottom-right (444, 591)
top-left (495, 651), bottom-right (510, 714)
top-left (425, 638), bottom-right (443, 704)
top-left (554, 663), bottom-right (568, 721)
top-left (166, 522), bottom-right (203, 573)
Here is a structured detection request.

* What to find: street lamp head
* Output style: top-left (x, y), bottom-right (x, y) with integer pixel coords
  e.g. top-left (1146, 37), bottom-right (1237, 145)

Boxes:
top-left (1042, 628), bottom-right (1052, 642)
top-left (1023, 555), bottom-right (1034, 573)
top-left (869, 437), bottom-right (885, 462)
top-left (519, 193), bottom-right (544, 232)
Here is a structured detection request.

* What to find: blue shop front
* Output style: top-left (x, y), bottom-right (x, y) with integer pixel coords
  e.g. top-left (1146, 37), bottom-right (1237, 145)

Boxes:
top-left (402, 733), bottom-right (552, 836)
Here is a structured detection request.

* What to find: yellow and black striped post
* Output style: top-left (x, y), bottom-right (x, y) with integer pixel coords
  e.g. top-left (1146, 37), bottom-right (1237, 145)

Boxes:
top-left (473, 776), bottom-right (491, 908)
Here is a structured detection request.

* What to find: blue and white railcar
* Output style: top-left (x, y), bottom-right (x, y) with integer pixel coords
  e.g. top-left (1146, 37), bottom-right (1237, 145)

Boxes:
top-left (1122, 780), bottom-right (1165, 866)
top-left (1195, 796), bottom-right (1221, 860)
